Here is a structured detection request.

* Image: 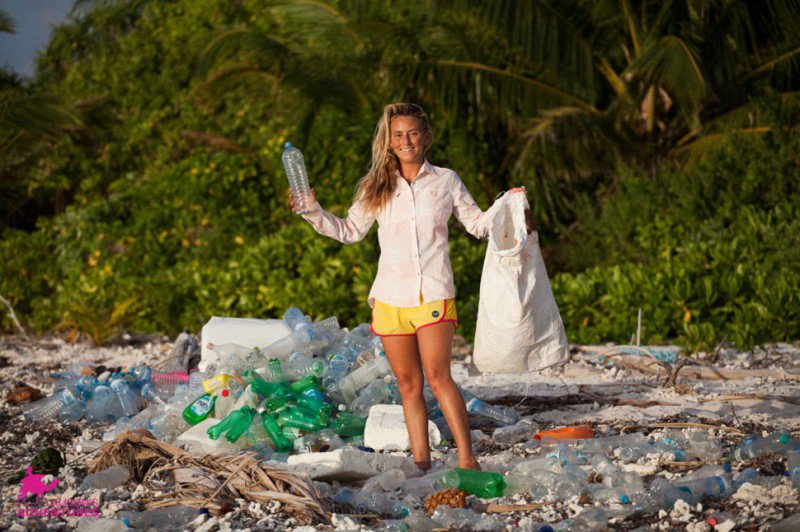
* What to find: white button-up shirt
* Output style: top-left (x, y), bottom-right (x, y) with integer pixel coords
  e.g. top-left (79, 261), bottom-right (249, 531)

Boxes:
top-left (301, 160), bottom-right (501, 307)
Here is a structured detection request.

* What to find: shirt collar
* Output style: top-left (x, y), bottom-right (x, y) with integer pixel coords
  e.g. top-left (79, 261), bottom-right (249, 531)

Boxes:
top-left (396, 159), bottom-right (437, 182)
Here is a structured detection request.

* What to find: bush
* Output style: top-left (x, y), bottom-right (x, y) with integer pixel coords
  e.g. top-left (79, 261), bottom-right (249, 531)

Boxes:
top-left (552, 133), bottom-right (800, 351)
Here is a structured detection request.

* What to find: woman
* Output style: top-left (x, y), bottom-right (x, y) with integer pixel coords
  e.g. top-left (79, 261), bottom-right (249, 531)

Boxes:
top-left (291, 103), bottom-right (523, 471)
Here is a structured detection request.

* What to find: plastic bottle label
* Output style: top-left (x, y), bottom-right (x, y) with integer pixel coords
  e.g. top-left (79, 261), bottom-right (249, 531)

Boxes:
top-left (190, 397), bottom-right (213, 415)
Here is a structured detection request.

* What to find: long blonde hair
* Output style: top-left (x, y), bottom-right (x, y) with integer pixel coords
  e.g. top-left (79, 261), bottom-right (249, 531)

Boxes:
top-left (355, 103), bottom-right (433, 214)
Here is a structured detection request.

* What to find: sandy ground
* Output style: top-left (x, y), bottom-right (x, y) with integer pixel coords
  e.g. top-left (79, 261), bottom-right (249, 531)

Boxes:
top-left (1, 333), bottom-right (799, 531)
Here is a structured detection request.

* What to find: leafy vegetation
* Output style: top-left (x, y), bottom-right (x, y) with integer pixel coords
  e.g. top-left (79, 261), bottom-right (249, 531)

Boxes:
top-left (0, 1), bottom-right (799, 350)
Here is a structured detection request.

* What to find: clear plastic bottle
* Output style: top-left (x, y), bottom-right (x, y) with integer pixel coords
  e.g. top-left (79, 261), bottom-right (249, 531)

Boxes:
top-left (732, 433), bottom-right (799, 461)
top-left (460, 389), bottom-right (519, 426)
top-left (141, 383), bottom-right (167, 405)
top-left (259, 327), bottom-right (315, 363)
top-left (293, 428), bottom-right (345, 453)
top-left (110, 379), bottom-right (139, 417)
top-left (284, 353), bottom-right (329, 380)
top-left (283, 307), bottom-right (312, 331)
top-left (282, 142), bottom-right (312, 214)
top-left (339, 355), bottom-right (392, 402)
top-left (59, 399), bottom-right (87, 422)
top-left (86, 385), bottom-right (113, 423)
top-left (349, 378), bottom-right (397, 417)
top-left (787, 451), bottom-right (800, 489)
top-left (22, 388), bottom-right (77, 421)
top-left (492, 418), bottom-right (540, 445)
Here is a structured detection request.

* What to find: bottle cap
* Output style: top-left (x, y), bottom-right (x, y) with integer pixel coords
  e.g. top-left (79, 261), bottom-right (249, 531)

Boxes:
top-left (284, 141), bottom-right (293, 149)
top-left (779, 434), bottom-right (790, 443)
top-left (222, 389), bottom-right (229, 397)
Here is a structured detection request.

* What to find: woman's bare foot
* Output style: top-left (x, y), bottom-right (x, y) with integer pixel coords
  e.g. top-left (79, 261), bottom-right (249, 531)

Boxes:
top-left (458, 455), bottom-right (481, 470)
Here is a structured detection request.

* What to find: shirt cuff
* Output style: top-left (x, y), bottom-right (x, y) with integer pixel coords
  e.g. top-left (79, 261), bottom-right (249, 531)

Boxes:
top-left (300, 201), bottom-right (324, 223)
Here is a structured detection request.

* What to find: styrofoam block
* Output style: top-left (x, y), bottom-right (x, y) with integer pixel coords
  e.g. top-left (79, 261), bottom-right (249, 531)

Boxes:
top-left (199, 316), bottom-right (291, 371)
top-left (174, 418), bottom-right (254, 455)
top-left (364, 404), bottom-right (442, 451)
top-left (281, 448), bottom-right (413, 481)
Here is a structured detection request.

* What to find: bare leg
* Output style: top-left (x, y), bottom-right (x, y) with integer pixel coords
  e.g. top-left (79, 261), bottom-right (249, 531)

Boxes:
top-left (417, 323), bottom-right (480, 470)
top-left (381, 335), bottom-right (431, 470)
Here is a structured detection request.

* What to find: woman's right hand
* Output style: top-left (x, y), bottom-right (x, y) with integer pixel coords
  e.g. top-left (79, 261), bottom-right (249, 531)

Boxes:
top-left (289, 188), bottom-right (316, 214)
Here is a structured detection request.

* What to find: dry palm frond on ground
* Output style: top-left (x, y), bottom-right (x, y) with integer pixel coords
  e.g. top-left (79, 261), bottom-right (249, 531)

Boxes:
top-left (89, 431), bottom-right (329, 525)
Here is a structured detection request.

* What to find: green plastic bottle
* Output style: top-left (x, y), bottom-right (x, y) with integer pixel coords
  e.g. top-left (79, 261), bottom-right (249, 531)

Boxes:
top-left (331, 411), bottom-right (367, 438)
top-left (207, 406), bottom-right (256, 443)
top-left (264, 395), bottom-right (290, 413)
top-left (445, 468), bottom-right (506, 499)
top-left (288, 375), bottom-right (318, 393)
top-left (294, 394), bottom-right (331, 417)
top-left (249, 377), bottom-right (290, 398)
top-left (277, 407), bottom-right (324, 431)
top-left (261, 411), bottom-right (294, 452)
top-left (182, 393), bottom-right (217, 425)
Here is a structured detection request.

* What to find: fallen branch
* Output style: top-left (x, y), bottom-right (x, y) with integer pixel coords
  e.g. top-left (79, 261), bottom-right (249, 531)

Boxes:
top-left (0, 294), bottom-right (26, 336)
top-left (484, 502), bottom-right (548, 513)
top-left (588, 353), bottom-right (800, 382)
top-left (90, 431), bottom-right (329, 525)
top-left (620, 422), bottom-right (745, 435)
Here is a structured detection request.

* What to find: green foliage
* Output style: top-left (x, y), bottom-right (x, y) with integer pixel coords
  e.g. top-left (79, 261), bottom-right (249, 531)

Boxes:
top-left (552, 133), bottom-right (800, 350)
top-left (1, 0), bottom-right (799, 353)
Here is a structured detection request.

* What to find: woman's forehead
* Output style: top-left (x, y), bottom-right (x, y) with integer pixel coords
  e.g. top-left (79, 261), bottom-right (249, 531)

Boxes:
top-left (390, 115), bottom-right (424, 132)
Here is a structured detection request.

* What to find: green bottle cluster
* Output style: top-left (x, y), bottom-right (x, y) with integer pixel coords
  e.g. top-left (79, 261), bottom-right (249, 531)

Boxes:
top-left (201, 371), bottom-right (369, 454)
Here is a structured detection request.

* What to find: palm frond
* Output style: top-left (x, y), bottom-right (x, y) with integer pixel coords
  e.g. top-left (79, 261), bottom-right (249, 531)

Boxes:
top-left (196, 27), bottom-right (289, 80)
top-left (627, 34), bottom-right (707, 126)
top-left (0, 93), bottom-right (85, 137)
top-left (519, 106), bottom-right (633, 180)
top-left (672, 126), bottom-right (771, 166)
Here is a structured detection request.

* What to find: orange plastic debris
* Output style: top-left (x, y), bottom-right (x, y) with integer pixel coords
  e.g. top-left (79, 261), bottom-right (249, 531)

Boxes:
top-left (533, 425), bottom-right (594, 440)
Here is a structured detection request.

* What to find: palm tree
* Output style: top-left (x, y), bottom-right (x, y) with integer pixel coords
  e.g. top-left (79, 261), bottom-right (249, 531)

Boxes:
top-left (0, 8), bottom-right (110, 229)
top-left (197, 0), bottom-right (800, 216)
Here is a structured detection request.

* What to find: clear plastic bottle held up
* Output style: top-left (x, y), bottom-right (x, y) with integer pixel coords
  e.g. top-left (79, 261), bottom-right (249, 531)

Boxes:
top-left (282, 142), bottom-right (313, 214)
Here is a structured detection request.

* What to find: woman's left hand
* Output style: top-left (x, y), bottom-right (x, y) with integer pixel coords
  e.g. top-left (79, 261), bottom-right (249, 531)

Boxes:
top-left (509, 187), bottom-right (525, 194)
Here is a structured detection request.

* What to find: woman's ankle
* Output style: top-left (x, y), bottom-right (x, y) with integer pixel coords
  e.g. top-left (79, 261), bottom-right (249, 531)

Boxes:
top-left (458, 455), bottom-right (481, 470)
top-left (414, 459), bottom-right (432, 472)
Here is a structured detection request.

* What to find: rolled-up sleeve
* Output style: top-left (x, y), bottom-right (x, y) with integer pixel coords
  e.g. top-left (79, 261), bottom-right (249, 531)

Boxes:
top-left (451, 174), bottom-right (503, 239)
top-left (300, 199), bottom-right (375, 244)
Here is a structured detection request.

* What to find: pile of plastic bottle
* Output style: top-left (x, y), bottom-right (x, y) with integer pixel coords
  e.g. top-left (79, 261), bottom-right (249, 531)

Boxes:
top-left (22, 307), bottom-right (520, 462)
top-left (20, 307), bottom-right (800, 530)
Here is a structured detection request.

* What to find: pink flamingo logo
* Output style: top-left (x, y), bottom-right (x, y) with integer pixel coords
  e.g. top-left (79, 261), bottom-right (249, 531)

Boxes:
top-left (18, 467), bottom-right (60, 502)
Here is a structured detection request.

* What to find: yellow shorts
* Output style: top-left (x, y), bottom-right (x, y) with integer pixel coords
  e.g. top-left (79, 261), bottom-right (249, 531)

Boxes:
top-left (371, 296), bottom-right (458, 336)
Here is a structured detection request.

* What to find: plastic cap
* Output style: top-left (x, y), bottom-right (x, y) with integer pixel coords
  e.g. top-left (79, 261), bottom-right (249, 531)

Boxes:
top-left (779, 434), bottom-right (790, 443)
top-left (707, 517), bottom-right (718, 526)
top-left (620, 494), bottom-right (630, 504)
top-left (284, 141), bottom-right (293, 149)
top-left (222, 389), bottom-right (229, 397)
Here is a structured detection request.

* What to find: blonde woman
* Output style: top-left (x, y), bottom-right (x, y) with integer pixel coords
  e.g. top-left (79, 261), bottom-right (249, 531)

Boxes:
top-left (292, 103), bottom-right (523, 471)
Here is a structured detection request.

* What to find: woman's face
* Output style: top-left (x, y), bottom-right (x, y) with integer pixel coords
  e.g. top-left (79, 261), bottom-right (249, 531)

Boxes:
top-left (390, 115), bottom-right (431, 166)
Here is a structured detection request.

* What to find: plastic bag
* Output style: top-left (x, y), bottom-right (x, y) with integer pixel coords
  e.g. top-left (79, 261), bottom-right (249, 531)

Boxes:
top-left (473, 192), bottom-right (570, 373)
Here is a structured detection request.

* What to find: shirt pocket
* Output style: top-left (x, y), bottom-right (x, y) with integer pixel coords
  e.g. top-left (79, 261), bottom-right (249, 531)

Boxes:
top-left (419, 188), bottom-right (451, 224)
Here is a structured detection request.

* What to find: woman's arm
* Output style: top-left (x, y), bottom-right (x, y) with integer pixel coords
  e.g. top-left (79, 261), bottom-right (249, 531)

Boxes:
top-left (451, 174), bottom-right (524, 238)
top-left (296, 189), bottom-right (376, 244)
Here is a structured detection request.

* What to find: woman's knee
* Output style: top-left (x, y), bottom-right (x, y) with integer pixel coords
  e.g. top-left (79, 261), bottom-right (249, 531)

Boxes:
top-left (426, 371), bottom-right (456, 396)
top-left (395, 373), bottom-right (423, 398)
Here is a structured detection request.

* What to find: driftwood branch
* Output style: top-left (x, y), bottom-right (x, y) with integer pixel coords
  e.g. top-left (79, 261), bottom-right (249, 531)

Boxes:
top-left (578, 347), bottom-right (800, 382)
top-left (620, 422), bottom-right (745, 435)
top-left (0, 294), bottom-right (26, 336)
